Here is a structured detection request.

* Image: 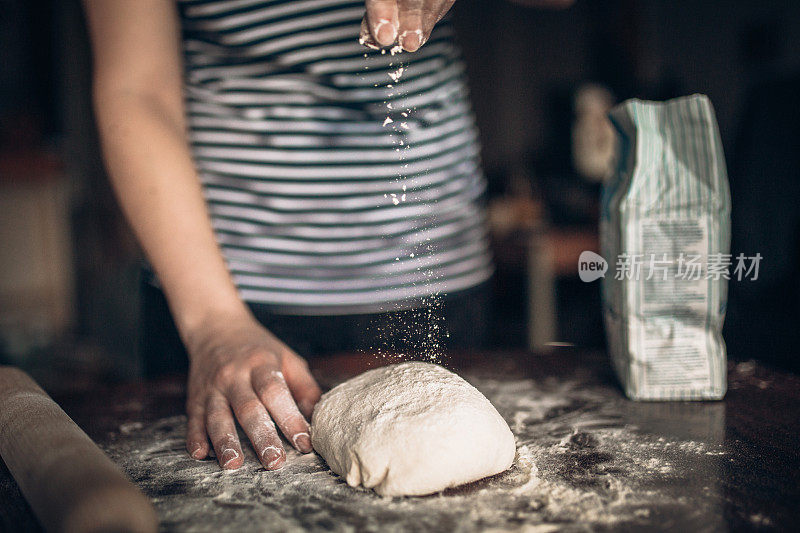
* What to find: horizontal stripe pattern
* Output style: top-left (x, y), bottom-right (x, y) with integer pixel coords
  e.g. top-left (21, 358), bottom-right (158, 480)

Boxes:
top-left (176, 0), bottom-right (492, 313)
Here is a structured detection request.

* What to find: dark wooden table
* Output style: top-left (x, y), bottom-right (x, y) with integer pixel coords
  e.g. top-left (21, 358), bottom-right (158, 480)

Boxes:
top-left (1, 350), bottom-right (798, 531)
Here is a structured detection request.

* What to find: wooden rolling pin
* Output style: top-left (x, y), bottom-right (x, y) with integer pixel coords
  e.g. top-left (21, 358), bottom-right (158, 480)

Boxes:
top-left (0, 366), bottom-right (158, 533)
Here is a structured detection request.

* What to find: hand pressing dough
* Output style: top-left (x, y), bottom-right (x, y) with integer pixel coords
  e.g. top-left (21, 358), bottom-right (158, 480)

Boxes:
top-left (311, 362), bottom-right (516, 496)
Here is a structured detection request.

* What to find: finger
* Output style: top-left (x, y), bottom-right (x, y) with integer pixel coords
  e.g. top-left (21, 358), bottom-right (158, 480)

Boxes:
top-left (421, 0), bottom-right (455, 37)
top-left (398, 0), bottom-right (424, 52)
top-left (282, 354), bottom-right (322, 420)
top-left (227, 381), bottom-right (286, 470)
top-left (252, 366), bottom-right (313, 453)
top-left (186, 400), bottom-right (210, 460)
top-left (365, 0), bottom-right (399, 47)
top-left (205, 393), bottom-right (244, 470)
top-left (358, 16), bottom-right (380, 50)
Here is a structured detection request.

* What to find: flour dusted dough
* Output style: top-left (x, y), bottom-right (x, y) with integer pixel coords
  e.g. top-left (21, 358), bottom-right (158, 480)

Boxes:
top-left (311, 362), bottom-right (516, 496)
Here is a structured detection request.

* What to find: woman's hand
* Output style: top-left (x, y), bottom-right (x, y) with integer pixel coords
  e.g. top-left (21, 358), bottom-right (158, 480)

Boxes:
top-left (359, 0), bottom-right (456, 52)
top-left (183, 310), bottom-right (322, 470)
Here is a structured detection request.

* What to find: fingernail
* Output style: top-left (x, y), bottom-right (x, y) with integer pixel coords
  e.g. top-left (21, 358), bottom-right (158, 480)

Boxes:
top-left (261, 446), bottom-right (285, 470)
top-left (190, 444), bottom-right (204, 460)
top-left (374, 18), bottom-right (397, 46)
top-left (293, 432), bottom-right (313, 453)
top-left (221, 448), bottom-right (239, 469)
top-left (399, 29), bottom-right (423, 52)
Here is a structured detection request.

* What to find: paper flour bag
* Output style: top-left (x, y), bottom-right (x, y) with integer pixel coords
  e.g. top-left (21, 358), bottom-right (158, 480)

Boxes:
top-left (601, 94), bottom-right (731, 400)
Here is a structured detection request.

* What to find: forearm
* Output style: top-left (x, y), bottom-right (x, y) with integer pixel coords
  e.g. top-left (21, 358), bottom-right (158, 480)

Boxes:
top-left (93, 89), bottom-right (249, 340)
top-left (83, 0), bottom-right (322, 472)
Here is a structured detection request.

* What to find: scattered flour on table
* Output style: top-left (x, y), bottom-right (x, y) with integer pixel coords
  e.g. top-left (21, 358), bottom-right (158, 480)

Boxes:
top-left (103, 375), bottom-right (725, 532)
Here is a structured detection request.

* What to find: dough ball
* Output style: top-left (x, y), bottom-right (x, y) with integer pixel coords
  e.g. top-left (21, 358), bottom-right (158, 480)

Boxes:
top-left (311, 362), bottom-right (516, 496)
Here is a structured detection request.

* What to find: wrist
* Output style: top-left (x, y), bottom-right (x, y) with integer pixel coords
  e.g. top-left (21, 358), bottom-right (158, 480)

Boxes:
top-left (173, 292), bottom-right (253, 349)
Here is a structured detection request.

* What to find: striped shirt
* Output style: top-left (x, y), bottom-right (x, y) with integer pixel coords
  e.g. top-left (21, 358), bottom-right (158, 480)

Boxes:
top-left (175, 0), bottom-right (493, 314)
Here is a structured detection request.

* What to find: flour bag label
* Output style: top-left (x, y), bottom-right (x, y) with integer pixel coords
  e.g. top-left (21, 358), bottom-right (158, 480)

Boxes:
top-left (601, 95), bottom-right (731, 400)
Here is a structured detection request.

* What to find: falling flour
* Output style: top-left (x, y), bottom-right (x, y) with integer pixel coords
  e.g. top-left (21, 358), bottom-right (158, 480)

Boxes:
top-left (361, 45), bottom-right (450, 364)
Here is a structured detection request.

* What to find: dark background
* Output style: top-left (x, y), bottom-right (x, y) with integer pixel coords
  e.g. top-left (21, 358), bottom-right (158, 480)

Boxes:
top-left (1, 0), bottom-right (799, 381)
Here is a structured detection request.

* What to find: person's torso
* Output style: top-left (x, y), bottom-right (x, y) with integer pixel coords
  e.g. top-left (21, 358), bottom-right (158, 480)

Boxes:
top-left (175, 0), bottom-right (493, 314)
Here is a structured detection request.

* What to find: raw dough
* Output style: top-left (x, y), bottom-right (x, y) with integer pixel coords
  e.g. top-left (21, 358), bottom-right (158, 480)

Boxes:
top-left (311, 362), bottom-right (516, 496)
